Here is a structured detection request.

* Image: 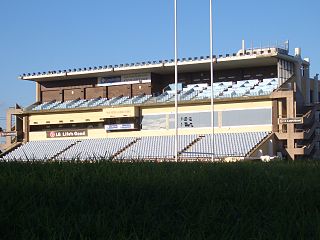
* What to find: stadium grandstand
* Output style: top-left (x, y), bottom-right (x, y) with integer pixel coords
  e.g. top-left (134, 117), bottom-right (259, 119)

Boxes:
top-left (0, 42), bottom-right (319, 161)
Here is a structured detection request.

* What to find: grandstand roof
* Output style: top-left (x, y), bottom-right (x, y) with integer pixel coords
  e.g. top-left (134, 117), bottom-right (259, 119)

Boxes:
top-left (19, 47), bottom-right (303, 82)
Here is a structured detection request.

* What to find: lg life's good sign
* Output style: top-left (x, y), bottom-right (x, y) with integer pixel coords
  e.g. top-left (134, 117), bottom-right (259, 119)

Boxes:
top-left (46, 130), bottom-right (88, 138)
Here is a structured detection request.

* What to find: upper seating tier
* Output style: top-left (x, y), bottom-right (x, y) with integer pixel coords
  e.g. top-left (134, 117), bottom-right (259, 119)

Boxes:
top-left (28, 78), bottom-right (279, 111)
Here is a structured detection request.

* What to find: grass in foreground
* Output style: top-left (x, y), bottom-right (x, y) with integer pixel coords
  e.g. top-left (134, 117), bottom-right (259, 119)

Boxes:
top-left (0, 161), bottom-right (320, 239)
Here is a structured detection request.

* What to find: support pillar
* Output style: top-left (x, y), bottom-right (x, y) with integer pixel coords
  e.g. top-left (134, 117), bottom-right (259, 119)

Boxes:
top-left (314, 74), bottom-right (319, 103)
top-left (23, 116), bottom-right (29, 142)
top-left (5, 109), bottom-right (13, 148)
top-left (286, 92), bottom-right (296, 160)
top-left (303, 60), bottom-right (311, 104)
top-left (36, 82), bottom-right (41, 102)
top-left (268, 139), bottom-right (274, 156)
top-left (294, 48), bottom-right (302, 92)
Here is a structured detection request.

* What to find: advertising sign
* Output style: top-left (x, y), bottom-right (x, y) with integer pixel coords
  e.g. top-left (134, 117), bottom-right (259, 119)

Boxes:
top-left (103, 106), bottom-right (138, 118)
top-left (105, 124), bottom-right (135, 131)
top-left (46, 129), bottom-right (88, 138)
top-left (278, 118), bottom-right (303, 124)
top-left (97, 76), bottom-right (121, 86)
top-left (98, 73), bottom-right (151, 86)
top-left (121, 73), bottom-right (151, 82)
top-left (0, 131), bottom-right (17, 137)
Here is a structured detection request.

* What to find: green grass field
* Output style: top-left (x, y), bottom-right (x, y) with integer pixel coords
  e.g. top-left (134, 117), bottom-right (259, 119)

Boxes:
top-left (1, 161), bottom-right (320, 239)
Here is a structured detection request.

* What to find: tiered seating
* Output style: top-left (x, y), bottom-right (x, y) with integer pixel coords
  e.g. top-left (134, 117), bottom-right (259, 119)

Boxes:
top-left (180, 89), bottom-right (200, 101)
top-left (100, 96), bottom-right (121, 106)
top-left (135, 95), bottom-right (152, 104)
top-left (121, 94), bottom-right (153, 105)
top-left (196, 86), bottom-right (221, 100)
top-left (75, 98), bottom-right (101, 108)
top-left (179, 88), bottom-right (195, 101)
top-left (122, 95), bottom-right (142, 105)
top-left (117, 135), bottom-right (198, 159)
top-left (165, 84), bottom-right (208, 102)
top-left (155, 92), bottom-right (173, 103)
top-left (1, 132), bottom-right (270, 161)
top-left (67, 99), bottom-right (87, 108)
top-left (90, 98), bottom-right (109, 107)
top-left (249, 78), bottom-right (278, 96)
top-left (2, 140), bottom-right (76, 161)
top-left (221, 80), bottom-right (256, 98)
top-left (109, 96), bottom-right (129, 105)
top-left (183, 132), bottom-right (269, 158)
top-left (55, 100), bottom-right (76, 109)
top-left (29, 78), bottom-right (279, 111)
top-left (33, 101), bottom-right (62, 111)
top-left (56, 137), bottom-right (136, 160)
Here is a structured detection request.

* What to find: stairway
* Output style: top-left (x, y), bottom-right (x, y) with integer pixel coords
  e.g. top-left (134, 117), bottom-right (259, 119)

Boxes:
top-left (179, 135), bottom-right (204, 158)
top-left (51, 141), bottom-right (81, 161)
top-left (112, 138), bottom-right (140, 160)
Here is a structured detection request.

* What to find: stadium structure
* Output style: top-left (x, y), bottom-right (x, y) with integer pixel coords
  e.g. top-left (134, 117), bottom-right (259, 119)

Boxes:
top-left (0, 42), bottom-right (319, 161)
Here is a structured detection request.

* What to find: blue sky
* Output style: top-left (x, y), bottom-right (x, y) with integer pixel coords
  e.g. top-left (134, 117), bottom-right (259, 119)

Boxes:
top-left (0, 0), bottom-right (319, 129)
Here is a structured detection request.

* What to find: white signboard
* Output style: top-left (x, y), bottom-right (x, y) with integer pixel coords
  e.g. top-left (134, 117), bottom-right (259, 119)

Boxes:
top-left (105, 123), bottom-right (135, 131)
top-left (121, 73), bottom-right (151, 82)
top-left (98, 73), bottom-right (151, 87)
top-left (278, 118), bottom-right (303, 124)
top-left (0, 131), bottom-right (17, 137)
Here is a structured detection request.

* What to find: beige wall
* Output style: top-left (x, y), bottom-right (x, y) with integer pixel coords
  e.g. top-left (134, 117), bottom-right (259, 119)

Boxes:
top-left (29, 106), bottom-right (138, 125)
top-left (29, 110), bottom-right (104, 125)
top-left (142, 100), bottom-right (272, 115)
top-left (28, 99), bottom-right (273, 141)
top-left (29, 125), bottom-right (272, 141)
top-left (29, 100), bottom-right (272, 126)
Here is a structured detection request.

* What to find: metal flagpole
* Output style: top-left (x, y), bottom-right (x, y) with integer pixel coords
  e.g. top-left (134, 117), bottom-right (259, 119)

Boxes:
top-left (210, 0), bottom-right (214, 161)
top-left (174, 0), bottom-right (178, 162)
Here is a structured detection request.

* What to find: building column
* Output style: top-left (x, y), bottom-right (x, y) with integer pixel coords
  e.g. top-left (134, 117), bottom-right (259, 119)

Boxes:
top-left (314, 74), bottom-right (319, 103)
top-left (23, 116), bottom-right (29, 142)
top-left (36, 82), bottom-right (41, 102)
top-left (268, 139), bottom-right (274, 156)
top-left (294, 48), bottom-right (302, 92)
top-left (5, 110), bottom-right (13, 148)
top-left (304, 62), bottom-right (310, 105)
top-left (286, 92), bottom-right (296, 160)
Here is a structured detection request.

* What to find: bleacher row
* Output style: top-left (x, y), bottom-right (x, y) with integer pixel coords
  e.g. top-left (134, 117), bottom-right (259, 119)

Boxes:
top-left (29, 78), bottom-right (278, 111)
top-left (1, 132), bottom-right (269, 161)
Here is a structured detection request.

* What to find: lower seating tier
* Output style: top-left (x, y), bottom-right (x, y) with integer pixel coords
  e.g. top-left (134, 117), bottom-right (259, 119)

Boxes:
top-left (183, 132), bottom-right (268, 157)
top-left (0, 132), bottom-right (269, 161)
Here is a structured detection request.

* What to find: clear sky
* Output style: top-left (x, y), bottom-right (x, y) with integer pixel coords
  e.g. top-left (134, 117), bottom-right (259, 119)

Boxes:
top-left (0, 0), bottom-right (319, 130)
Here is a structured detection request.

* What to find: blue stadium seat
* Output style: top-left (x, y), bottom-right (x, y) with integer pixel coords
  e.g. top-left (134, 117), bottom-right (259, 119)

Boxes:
top-left (28, 78), bottom-right (279, 111)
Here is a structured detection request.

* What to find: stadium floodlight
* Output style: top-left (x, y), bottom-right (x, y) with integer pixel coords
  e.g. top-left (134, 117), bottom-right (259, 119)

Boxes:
top-left (210, 0), bottom-right (215, 161)
top-left (174, 0), bottom-right (178, 162)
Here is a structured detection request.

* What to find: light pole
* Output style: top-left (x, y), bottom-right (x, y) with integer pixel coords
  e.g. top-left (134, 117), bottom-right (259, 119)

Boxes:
top-left (174, 0), bottom-right (179, 162)
top-left (210, 0), bottom-right (215, 161)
